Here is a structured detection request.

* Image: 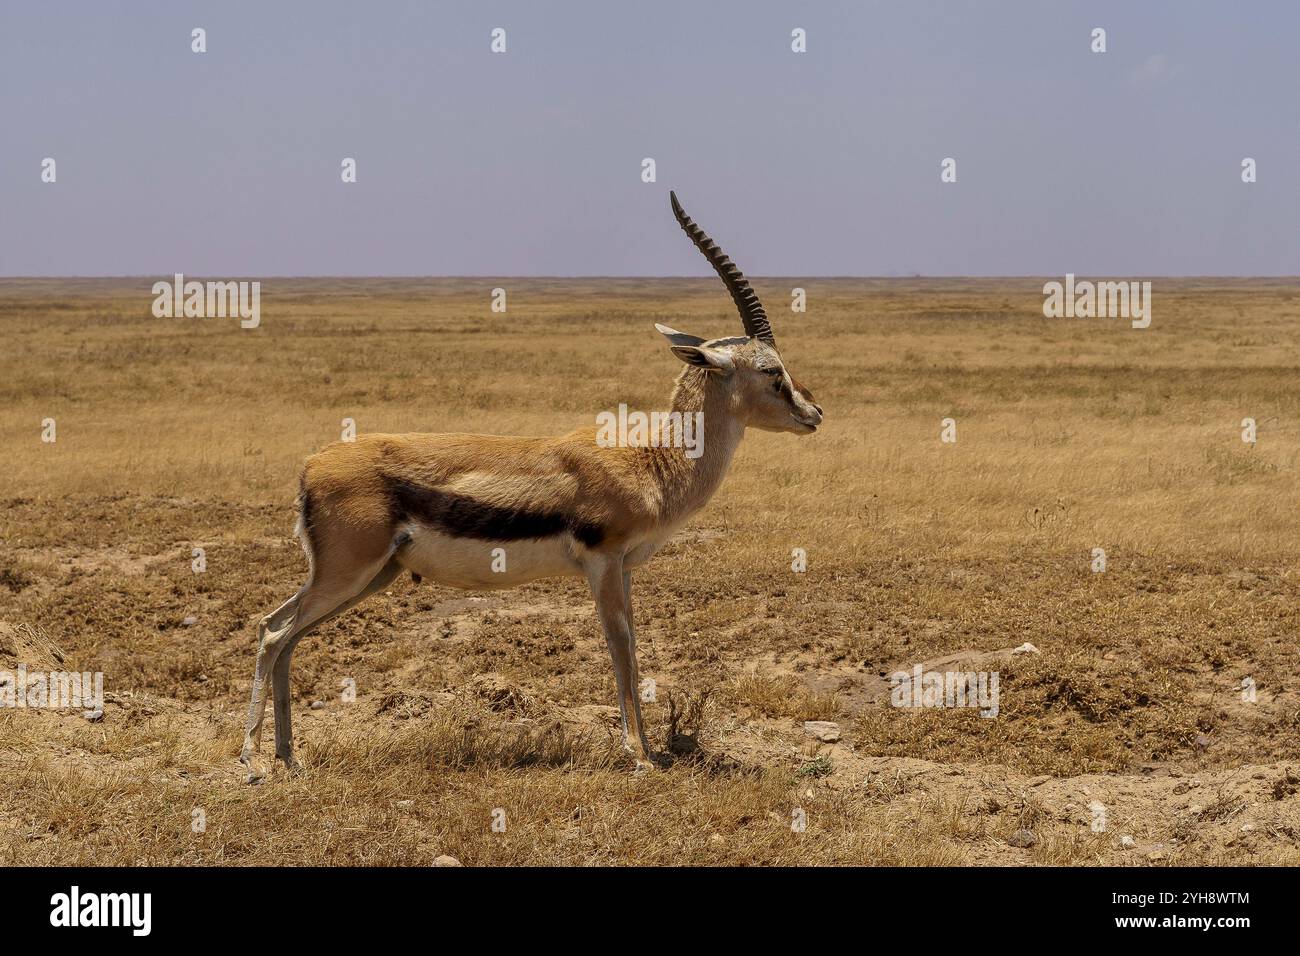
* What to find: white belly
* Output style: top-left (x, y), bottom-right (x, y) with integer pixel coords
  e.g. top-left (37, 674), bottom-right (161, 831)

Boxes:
top-left (399, 527), bottom-right (586, 589)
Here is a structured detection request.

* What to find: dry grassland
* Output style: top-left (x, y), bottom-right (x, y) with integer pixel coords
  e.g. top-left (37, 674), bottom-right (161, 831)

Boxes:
top-left (1, 277), bottom-right (1298, 865)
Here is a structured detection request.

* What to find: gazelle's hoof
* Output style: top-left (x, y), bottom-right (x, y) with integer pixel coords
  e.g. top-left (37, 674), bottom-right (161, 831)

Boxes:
top-left (277, 756), bottom-right (303, 776)
top-left (241, 747), bottom-right (267, 784)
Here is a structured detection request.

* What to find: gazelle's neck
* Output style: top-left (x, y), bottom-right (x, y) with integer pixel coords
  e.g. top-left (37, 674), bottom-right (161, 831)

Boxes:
top-left (650, 369), bottom-right (746, 523)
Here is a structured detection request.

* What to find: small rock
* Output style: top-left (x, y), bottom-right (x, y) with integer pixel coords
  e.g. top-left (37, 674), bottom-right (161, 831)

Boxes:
top-left (803, 720), bottom-right (841, 743)
top-left (197, 674), bottom-right (208, 683)
top-left (1240, 822), bottom-right (1255, 833)
top-left (432, 855), bottom-right (462, 867)
top-left (1173, 782), bottom-right (1189, 795)
top-left (181, 616), bottom-right (198, 627)
top-left (309, 700), bottom-right (325, 710)
top-left (1194, 734), bottom-right (1210, 751)
top-left (1007, 829), bottom-right (1036, 848)
top-left (1012, 643), bottom-right (1040, 655)
top-left (1120, 835), bottom-right (1135, 848)
top-left (395, 800), bottom-right (413, 809)
top-left (83, 709), bottom-right (104, 722)
top-left (709, 833), bottom-right (724, 844)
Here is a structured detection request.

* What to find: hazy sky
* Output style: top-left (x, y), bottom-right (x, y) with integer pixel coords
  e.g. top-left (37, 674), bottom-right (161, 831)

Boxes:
top-left (2, 1), bottom-right (1297, 276)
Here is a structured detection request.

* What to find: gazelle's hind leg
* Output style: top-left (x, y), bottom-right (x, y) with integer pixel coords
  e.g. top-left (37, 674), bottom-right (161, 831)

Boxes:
top-left (240, 526), bottom-right (408, 779)
top-left (241, 593), bottom-right (302, 765)
top-left (269, 555), bottom-right (405, 770)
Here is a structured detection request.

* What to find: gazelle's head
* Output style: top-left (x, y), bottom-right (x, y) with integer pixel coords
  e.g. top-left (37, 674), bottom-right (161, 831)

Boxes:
top-left (658, 191), bottom-right (823, 434)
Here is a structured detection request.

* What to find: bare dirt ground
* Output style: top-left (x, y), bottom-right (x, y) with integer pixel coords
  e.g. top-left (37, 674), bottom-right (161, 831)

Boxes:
top-left (1, 277), bottom-right (1298, 865)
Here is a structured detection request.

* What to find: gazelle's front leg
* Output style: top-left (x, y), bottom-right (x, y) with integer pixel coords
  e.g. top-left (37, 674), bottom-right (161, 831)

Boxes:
top-left (621, 570), bottom-right (652, 759)
top-left (586, 557), bottom-right (653, 767)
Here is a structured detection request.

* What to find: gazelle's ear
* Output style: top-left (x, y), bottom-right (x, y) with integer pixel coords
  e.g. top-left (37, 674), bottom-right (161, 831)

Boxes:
top-left (670, 344), bottom-right (734, 373)
top-left (655, 323), bottom-right (706, 347)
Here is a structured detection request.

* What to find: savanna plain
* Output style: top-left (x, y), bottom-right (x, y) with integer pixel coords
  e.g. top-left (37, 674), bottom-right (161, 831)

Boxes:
top-left (1, 277), bottom-right (1298, 865)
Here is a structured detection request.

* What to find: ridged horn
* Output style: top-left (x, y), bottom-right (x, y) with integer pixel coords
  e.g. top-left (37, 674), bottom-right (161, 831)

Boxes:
top-left (670, 190), bottom-right (775, 347)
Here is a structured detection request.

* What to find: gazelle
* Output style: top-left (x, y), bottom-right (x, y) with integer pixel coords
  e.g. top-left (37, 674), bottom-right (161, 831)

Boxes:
top-left (240, 191), bottom-right (823, 777)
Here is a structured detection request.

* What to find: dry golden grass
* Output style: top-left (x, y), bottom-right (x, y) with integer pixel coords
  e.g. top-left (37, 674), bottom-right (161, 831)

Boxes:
top-left (729, 672), bottom-right (841, 721)
top-left (1, 277), bottom-right (1299, 865)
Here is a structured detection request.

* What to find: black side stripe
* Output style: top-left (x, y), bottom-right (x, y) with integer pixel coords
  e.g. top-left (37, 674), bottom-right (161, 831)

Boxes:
top-left (386, 478), bottom-right (604, 547)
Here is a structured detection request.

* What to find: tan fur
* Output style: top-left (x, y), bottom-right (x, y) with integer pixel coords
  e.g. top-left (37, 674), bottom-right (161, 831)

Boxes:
top-left (301, 364), bottom-right (730, 555)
